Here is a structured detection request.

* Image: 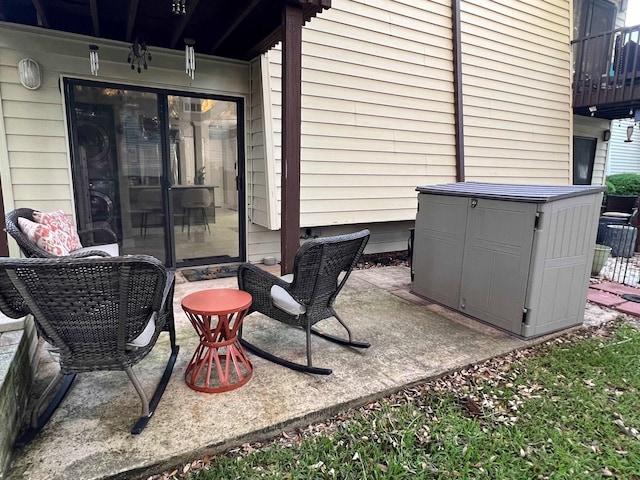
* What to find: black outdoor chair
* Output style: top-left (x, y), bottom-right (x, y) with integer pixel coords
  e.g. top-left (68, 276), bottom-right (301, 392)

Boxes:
top-left (237, 229), bottom-right (370, 375)
top-left (5, 208), bottom-right (118, 258)
top-left (0, 255), bottom-right (179, 446)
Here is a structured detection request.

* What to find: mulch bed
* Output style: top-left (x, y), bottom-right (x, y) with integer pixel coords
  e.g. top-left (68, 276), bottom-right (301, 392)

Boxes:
top-left (356, 250), bottom-right (410, 269)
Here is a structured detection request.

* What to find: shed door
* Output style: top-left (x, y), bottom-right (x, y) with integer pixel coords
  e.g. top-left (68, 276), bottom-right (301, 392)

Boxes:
top-left (412, 194), bottom-right (468, 309)
top-left (458, 198), bottom-right (537, 334)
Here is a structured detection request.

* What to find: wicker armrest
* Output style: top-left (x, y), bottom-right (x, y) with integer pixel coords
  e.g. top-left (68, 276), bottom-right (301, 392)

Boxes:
top-left (237, 263), bottom-right (291, 311)
top-left (68, 250), bottom-right (112, 258)
top-left (237, 263), bottom-right (289, 290)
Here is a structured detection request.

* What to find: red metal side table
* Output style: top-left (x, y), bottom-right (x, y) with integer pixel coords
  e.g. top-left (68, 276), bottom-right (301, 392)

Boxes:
top-left (181, 289), bottom-right (253, 393)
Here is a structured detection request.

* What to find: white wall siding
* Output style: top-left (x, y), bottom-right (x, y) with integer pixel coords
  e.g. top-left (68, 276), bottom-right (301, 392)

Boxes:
top-left (461, 0), bottom-right (572, 184)
top-left (606, 118), bottom-right (640, 176)
top-left (267, 0), bottom-right (457, 228)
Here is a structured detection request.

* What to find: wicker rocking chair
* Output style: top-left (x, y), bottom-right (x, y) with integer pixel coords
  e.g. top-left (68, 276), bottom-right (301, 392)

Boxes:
top-left (5, 208), bottom-right (118, 258)
top-left (237, 229), bottom-right (370, 375)
top-left (0, 255), bottom-right (179, 446)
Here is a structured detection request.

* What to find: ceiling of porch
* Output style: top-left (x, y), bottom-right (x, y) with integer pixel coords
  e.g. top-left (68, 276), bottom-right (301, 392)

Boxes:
top-left (0, 0), bottom-right (330, 60)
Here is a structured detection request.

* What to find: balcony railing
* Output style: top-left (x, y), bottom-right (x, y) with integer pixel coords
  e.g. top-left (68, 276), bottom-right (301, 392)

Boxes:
top-left (572, 25), bottom-right (640, 120)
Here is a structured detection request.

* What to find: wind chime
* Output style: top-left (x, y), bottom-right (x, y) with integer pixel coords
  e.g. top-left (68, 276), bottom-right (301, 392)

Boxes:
top-left (89, 44), bottom-right (99, 76)
top-left (172, 0), bottom-right (186, 15)
top-left (128, 38), bottom-right (152, 73)
top-left (185, 38), bottom-right (196, 80)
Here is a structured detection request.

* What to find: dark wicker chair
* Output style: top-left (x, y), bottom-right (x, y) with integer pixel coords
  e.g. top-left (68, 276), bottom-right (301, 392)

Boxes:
top-left (5, 208), bottom-right (118, 258)
top-left (0, 255), bottom-right (179, 446)
top-left (237, 229), bottom-right (370, 375)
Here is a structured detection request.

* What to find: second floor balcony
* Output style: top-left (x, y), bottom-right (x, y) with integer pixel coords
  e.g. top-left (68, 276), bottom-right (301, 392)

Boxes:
top-left (573, 25), bottom-right (640, 120)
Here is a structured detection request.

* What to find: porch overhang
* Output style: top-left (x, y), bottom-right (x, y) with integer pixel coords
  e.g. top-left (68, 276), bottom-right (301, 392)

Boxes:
top-left (0, 0), bottom-right (330, 61)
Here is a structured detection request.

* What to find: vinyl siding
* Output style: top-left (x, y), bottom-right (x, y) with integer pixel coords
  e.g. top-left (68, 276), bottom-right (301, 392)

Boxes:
top-left (606, 118), bottom-right (640, 176)
top-left (266, 0), bottom-right (457, 228)
top-left (262, 0), bottom-right (573, 231)
top-left (461, 0), bottom-right (572, 183)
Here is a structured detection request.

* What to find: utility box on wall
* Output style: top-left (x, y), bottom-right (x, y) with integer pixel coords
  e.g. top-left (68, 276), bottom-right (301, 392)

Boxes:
top-left (411, 182), bottom-right (606, 338)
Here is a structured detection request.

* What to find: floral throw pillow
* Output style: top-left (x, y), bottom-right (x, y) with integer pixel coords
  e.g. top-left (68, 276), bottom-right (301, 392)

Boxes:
top-left (17, 217), bottom-right (70, 256)
top-left (32, 210), bottom-right (83, 252)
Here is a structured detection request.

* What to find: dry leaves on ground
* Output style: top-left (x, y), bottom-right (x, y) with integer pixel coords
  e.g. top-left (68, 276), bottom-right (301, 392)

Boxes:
top-left (148, 317), bottom-right (631, 480)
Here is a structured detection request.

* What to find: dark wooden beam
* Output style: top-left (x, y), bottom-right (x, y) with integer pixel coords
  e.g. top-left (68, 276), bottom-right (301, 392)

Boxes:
top-left (208, 0), bottom-right (261, 55)
top-left (280, 4), bottom-right (303, 275)
top-left (126, 0), bottom-right (140, 42)
top-left (169, 0), bottom-right (201, 49)
top-left (89, 0), bottom-right (100, 37)
top-left (31, 0), bottom-right (49, 28)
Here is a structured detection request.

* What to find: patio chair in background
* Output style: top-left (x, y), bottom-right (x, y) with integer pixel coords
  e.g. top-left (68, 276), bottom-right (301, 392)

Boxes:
top-left (0, 255), bottom-right (179, 446)
top-left (237, 229), bottom-right (370, 375)
top-left (5, 208), bottom-right (119, 258)
top-left (181, 187), bottom-right (213, 236)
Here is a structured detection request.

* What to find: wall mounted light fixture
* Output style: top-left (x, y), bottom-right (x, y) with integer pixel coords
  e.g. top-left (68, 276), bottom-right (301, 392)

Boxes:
top-left (603, 129), bottom-right (611, 142)
top-left (625, 124), bottom-right (634, 142)
top-left (18, 58), bottom-right (41, 90)
top-left (185, 38), bottom-right (195, 80)
top-left (89, 45), bottom-right (99, 76)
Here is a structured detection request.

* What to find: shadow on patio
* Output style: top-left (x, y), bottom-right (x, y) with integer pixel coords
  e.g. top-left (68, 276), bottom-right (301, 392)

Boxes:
top-left (4, 265), bottom-right (550, 480)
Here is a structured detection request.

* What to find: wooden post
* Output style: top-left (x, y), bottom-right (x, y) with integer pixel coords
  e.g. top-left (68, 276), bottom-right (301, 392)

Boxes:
top-left (280, 4), bottom-right (303, 274)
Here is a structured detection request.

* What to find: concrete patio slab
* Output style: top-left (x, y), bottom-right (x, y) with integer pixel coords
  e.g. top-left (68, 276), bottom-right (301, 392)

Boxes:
top-left (3, 266), bottom-right (558, 480)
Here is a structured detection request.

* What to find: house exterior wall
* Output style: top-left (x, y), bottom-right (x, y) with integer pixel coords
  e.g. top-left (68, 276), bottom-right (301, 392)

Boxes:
top-left (574, 115), bottom-right (611, 185)
top-left (260, 0), bottom-right (573, 251)
top-left (461, 0), bottom-right (572, 183)
top-left (0, 23), bottom-right (253, 259)
top-left (265, 0), bottom-right (458, 232)
top-left (606, 118), bottom-right (640, 175)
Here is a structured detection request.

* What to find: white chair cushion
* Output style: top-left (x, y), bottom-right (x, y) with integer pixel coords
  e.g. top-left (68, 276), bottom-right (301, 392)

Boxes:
top-left (270, 274), bottom-right (306, 316)
top-left (71, 242), bottom-right (120, 257)
top-left (126, 312), bottom-right (157, 348)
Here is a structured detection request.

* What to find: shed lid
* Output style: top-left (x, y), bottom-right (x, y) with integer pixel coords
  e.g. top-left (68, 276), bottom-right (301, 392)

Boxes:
top-left (415, 182), bottom-right (607, 203)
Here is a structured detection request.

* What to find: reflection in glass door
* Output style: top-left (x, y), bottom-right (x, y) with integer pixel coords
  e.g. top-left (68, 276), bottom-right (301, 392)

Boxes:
top-left (169, 96), bottom-right (240, 265)
top-left (65, 80), bottom-right (244, 268)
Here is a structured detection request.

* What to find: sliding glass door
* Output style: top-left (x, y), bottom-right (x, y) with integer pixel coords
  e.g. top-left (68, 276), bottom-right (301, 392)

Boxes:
top-left (65, 80), bottom-right (245, 268)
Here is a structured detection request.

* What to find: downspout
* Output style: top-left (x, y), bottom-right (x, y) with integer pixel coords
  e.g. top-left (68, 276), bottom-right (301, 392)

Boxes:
top-left (452, 0), bottom-right (465, 182)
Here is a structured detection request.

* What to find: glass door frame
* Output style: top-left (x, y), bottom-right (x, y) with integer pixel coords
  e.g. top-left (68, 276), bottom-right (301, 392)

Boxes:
top-left (64, 78), bottom-right (247, 269)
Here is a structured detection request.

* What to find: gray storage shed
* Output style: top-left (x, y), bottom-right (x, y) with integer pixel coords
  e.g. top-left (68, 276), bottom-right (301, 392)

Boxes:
top-left (411, 182), bottom-right (606, 338)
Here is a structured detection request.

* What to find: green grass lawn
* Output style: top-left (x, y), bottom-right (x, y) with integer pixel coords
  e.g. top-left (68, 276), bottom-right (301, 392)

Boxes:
top-left (162, 323), bottom-right (640, 479)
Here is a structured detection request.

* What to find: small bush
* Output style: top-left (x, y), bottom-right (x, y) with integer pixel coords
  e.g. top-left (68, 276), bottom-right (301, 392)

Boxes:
top-left (605, 179), bottom-right (615, 194)
top-left (605, 173), bottom-right (640, 195)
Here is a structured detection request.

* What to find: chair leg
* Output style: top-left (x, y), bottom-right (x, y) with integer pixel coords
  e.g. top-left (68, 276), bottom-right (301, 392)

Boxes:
top-left (128, 341), bottom-right (180, 435)
top-left (239, 327), bottom-right (332, 375)
top-left (201, 208), bottom-right (211, 233)
top-left (310, 312), bottom-right (370, 349)
top-left (14, 373), bottom-right (76, 448)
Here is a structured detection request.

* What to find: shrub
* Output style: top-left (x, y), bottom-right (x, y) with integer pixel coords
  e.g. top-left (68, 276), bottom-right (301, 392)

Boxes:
top-left (605, 173), bottom-right (640, 196)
